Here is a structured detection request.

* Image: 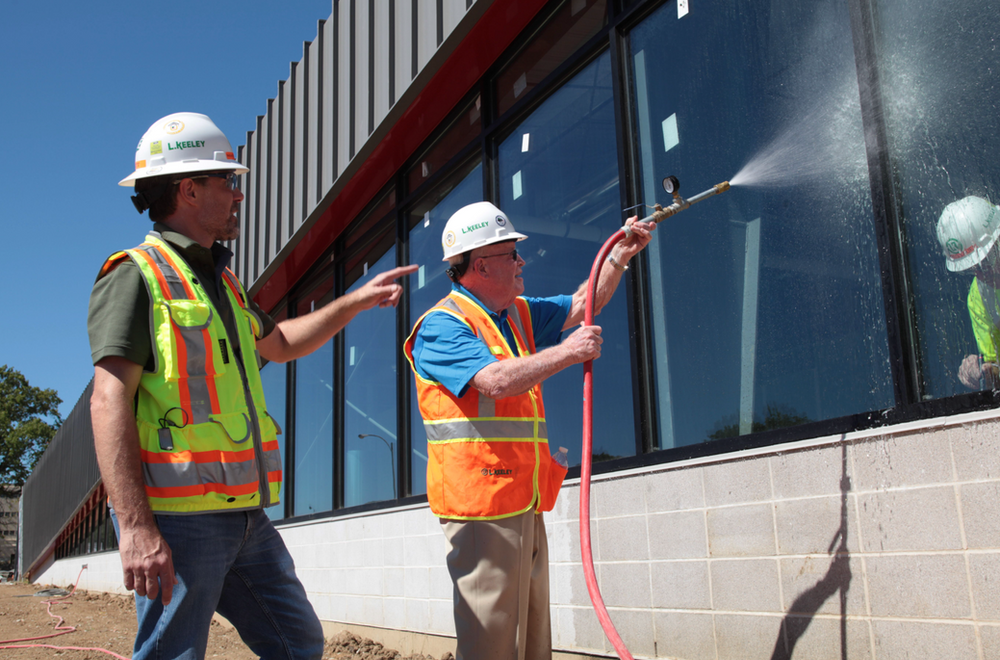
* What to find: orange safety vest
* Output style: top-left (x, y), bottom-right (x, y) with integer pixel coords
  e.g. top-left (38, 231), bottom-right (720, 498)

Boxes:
top-left (97, 233), bottom-right (282, 514)
top-left (403, 290), bottom-right (567, 520)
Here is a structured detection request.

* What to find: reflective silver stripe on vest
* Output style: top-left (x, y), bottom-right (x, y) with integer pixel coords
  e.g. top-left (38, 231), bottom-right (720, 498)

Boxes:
top-left (139, 245), bottom-right (189, 300)
top-left (479, 396), bottom-right (496, 417)
top-left (141, 244), bottom-right (218, 424)
top-left (439, 297), bottom-right (463, 315)
top-left (143, 455), bottom-right (260, 490)
top-left (424, 419), bottom-right (546, 441)
top-left (263, 446), bottom-right (282, 474)
top-left (438, 296), bottom-right (498, 417)
top-left (507, 303), bottom-right (527, 351)
top-left (179, 321), bottom-right (215, 424)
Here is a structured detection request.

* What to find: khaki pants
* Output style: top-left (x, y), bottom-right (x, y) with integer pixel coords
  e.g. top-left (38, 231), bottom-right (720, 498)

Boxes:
top-left (441, 510), bottom-right (551, 660)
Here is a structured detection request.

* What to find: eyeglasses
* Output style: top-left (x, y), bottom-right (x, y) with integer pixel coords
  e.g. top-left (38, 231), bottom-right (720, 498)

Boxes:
top-left (479, 248), bottom-right (519, 262)
top-left (175, 172), bottom-right (240, 190)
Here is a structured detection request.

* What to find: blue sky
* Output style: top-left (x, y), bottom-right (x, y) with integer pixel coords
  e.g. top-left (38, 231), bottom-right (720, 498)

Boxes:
top-left (0, 1), bottom-right (335, 418)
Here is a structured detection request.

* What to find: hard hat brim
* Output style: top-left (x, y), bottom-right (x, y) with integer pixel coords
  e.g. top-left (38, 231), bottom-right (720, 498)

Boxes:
top-left (441, 231), bottom-right (528, 261)
top-left (946, 242), bottom-right (996, 272)
top-left (118, 159), bottom-right (249, 187)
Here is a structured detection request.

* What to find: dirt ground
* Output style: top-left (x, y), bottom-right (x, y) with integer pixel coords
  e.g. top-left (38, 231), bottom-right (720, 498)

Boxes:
top-left (0, 581), bottom-right (450, 660)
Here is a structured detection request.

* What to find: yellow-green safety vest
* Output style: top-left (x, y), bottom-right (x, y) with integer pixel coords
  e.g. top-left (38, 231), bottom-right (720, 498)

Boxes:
top-left (968, 278), bottom-right (1000, 363)
top-left (97, 232), bottom-right (282, 514)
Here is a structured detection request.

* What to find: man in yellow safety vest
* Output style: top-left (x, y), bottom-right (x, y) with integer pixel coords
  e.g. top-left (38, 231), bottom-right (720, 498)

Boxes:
top-left (404, 201), bottom-right (654, 660)
top-left (937, 195), bottom-right (1000, 390)
top-left (88, 112), bottom-right (416, 660)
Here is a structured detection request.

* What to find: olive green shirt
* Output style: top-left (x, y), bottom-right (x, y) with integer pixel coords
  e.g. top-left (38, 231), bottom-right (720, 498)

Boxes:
top-left (88, 223), bottom-right (275, 371)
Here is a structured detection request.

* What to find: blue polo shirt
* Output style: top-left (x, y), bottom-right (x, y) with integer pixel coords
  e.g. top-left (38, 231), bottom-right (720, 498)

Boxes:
top-left (412, 284), bottom-right (572, 397)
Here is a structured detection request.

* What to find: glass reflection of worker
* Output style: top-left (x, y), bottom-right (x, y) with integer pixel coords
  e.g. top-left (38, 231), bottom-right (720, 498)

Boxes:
top-left (937, 196), bottom-right (1000, 389)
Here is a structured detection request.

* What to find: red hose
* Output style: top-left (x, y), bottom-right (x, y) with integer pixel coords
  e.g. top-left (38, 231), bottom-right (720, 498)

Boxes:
top-left (580, 227), bottom-right (634, 660)
top-left (0, 566), bottom-right (130, 659)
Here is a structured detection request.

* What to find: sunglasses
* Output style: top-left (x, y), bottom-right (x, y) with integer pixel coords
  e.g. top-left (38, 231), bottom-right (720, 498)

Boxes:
top-left (176, 172), bottom-right (240, 190)
top-left (479, 247), bottom-right (519, 262)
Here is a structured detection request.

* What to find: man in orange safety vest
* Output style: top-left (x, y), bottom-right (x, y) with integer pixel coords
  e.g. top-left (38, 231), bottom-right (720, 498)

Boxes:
top-left (405, 201), bottom-right (654, 660)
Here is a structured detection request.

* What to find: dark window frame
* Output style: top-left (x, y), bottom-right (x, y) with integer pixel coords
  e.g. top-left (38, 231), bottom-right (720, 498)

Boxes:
top-left (271, 0), bottom-right (1000, 525)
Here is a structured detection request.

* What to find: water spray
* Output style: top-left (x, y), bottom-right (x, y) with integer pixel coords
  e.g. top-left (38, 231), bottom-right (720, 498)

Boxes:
top-left (579, 175), bottom-right (731, 660)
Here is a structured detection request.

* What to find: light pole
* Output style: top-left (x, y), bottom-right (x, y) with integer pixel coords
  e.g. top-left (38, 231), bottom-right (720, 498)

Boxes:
top-left (358, 433), bottom-right (396, 499)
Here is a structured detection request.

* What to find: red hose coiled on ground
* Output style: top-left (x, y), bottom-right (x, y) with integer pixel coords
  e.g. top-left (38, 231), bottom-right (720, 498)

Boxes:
top-left (0, 566), bottom-right (130, 659)
top-left (579, 227), bottom-right (634, 660)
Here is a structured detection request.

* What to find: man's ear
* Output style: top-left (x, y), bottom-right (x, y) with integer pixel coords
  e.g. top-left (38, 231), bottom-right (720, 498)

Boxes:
top-left (175, 179), bottom-right (200, 208)
top-left (473, 255), bottom-right (488, 278)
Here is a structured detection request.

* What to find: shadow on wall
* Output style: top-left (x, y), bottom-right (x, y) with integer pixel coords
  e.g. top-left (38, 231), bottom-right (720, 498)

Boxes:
top-left (770, 439), bottom-right (851, 660)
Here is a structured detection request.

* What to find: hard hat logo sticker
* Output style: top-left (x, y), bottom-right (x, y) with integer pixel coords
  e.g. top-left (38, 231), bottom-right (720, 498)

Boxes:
top-left (444, 231), bottom-right (456, 247)
top-left (149, 141), bottom-right (162, 156)
top-left (164, 120), bottom-right (185, 135)
top-left (946, 239), bottom-right (964, 256)
top-left (495, 215), bottom-right (507, 227)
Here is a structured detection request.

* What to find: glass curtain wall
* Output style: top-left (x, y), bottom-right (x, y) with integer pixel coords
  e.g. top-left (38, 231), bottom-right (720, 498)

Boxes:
top-left (406, 159), bottom-right (484, 495)
top-left (343, 225), bottom-right (399, 507)
top-left (259, 0), bottom-right (1000, 520)
top-left (872, 0), bottom-right (1000, 398)
top-left (497, 51), bottom-right (636, 464)
top-left (495, 0), bottom-right (607, 115)
top-left (292, 277), bottom-right (336, 515)
top-left (628, 0), bottom-right (894, 449)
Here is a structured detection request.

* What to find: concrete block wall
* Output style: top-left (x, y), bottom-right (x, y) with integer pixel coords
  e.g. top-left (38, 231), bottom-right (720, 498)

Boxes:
top-left (278, 503), bottom-right (455, 638)
top-left (546, 409), bottom-right (1000, 659)
top-left (33, 408), bottom-right (1000, 659)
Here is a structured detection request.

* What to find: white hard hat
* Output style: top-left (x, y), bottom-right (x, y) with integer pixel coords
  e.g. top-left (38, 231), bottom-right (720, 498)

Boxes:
top-left (937, 196), bottom-right (1000, 272)
top-left (119, 112), bottom-right (249, 187)
top-left (441, 202), bottom-right (527, 261)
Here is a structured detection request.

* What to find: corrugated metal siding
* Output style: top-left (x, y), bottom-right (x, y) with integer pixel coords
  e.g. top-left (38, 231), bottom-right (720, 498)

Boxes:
top-left (20, 380), bottom-right (100, 575)
top-left (232, 0), bottom-right (491, 292)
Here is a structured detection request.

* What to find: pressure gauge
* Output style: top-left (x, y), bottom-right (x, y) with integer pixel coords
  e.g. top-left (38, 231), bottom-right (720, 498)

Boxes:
top-left (662, 175), bottom-right (680, 195)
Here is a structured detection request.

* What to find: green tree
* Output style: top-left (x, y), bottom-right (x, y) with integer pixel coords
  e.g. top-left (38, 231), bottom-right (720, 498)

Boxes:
top-left (0, 365), bottom-right (61, 488)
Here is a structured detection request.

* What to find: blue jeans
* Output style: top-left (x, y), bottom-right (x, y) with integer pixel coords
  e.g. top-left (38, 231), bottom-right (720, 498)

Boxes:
top-left (111, 508), bottom-right (324, 660)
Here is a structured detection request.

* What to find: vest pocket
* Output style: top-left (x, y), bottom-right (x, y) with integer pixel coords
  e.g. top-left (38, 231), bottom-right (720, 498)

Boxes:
top-left (209, 412), bottom-right (252, 445)
top-left (539, 450), bottom-right (568, 512)
top-left (166, 298), bottom-right (212, 328)
top-left (241, 306), bottom-right (262, 340)
top-left (158, 300), bottom-right (227, 380)
top-left (264, 411), bottom-right (283, 436)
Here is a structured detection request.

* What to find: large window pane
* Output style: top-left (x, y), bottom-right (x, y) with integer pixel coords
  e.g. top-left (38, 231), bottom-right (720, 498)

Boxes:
top-left (293, 279), bottom-right (335, 515)
top-left (260, 356), bottom-right (287, 521)
top-left (406, 97), bottom-right (482, 194)
top-left (498, 52), bottom-right (634, 465)
top-left (494, 0), bottom-right (607, 115)
top-left (874, 0), bottom-right (1000, 398)
top-left (630, 0), bottom-right (893, 449)
top-left (344, 232), bottom-right (398, 507)
top-left (406, 160), bottom-right (483, 495)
